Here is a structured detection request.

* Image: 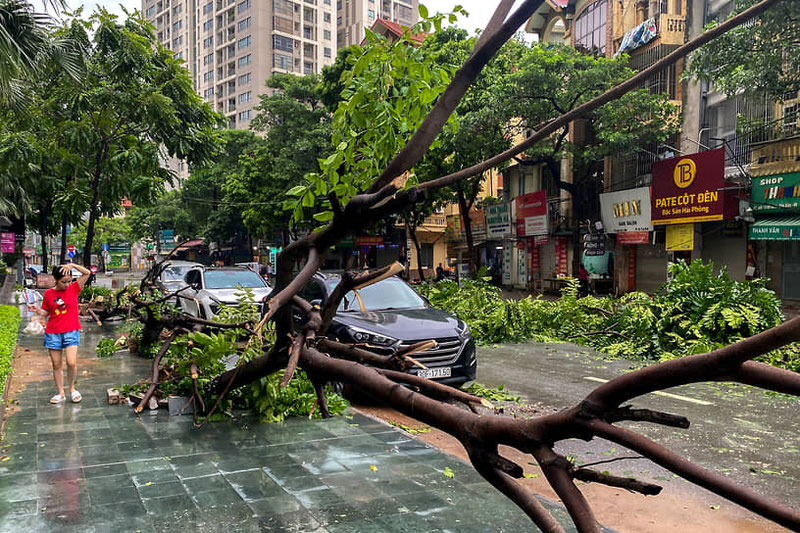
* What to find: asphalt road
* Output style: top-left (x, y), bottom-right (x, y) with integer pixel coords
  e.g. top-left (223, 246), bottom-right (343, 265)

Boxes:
top-left (475, 341), bottom-right (800, 511)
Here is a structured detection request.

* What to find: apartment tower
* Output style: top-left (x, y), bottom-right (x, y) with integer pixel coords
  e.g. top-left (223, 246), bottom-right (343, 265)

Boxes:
top-left (142, 0), bottom-right (338, 130)
top-left (336, 0), bottom-right (418, 49)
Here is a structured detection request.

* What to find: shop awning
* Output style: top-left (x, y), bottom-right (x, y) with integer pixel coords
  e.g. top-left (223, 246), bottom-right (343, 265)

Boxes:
top-left (749, 216), bottom-right (800, 240)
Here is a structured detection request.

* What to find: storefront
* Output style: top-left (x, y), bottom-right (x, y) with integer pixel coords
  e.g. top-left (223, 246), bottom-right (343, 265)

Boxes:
top-left (650, 148), bottom-right (739, 291)
top-left (512, 191), bottom-right (549, 288)
top-left (599, 186), bottom-right (652, 293)
top-left (748, 166), bottom-right (800, 299)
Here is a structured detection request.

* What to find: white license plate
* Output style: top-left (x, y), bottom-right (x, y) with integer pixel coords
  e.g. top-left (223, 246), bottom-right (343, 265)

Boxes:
top-left (417, 367), bottom-right (452, 379)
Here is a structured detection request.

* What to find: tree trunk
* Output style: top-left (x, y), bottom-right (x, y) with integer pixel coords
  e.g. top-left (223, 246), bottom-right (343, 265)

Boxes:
top-left (406, 220), bottom-right (425, 282)
top-left (456, 184), bottom-right (476, 278)
top-left (39, 210), bottom-right (49, 272)
top-left (59, 210), bottom-right (68, 265)
top-left (82, 143), bottom-right (108, 269)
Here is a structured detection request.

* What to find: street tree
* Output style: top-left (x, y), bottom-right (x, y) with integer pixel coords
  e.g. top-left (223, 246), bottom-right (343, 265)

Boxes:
top-left (67, 216), bottom-right (131, 258)
top-left (180, 129), bottom-right (259, 247)
top-left (685, 0), bottom-right (800, 100)
top-left (116, 2), bottom-right (800, 531)
top-left (44, 9), bottom-right (221, 269)
top-left (127, 189), bottom-right (198, 252)
top-left (226, 74), bottom-right (333, 242)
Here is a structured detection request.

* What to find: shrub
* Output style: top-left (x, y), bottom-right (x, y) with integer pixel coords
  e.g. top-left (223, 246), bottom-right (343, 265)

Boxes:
top-left (0, 306), bottom-right (22, 392)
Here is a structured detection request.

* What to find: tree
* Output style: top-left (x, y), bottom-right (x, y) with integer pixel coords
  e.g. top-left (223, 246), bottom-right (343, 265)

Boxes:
top-left (67, 216), bottom-right (131, 257)
top-left (118, 1), bottom-right (800, 531)
top-left (42, 9), bottom-right (221, 269)
top-left (225, 74), bottom-right (333, 242)
top-left (685, 0), bottom-right (800, 100)
top-left (128, 189), bottom-right (197, 252)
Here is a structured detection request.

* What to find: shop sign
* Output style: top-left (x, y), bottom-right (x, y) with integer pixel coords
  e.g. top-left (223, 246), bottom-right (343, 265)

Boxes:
top-left (445, 214), bottom-right (462, 241)
top-left (466, 208), bottom-right (486, 240)
top-left (1, 232), bottom-right (15, 253)
top-left (502, 242), bottom-right (512, 284)
top-left (555, 236), bottom-right (568, 276)
top-left (651, 148), bottom-right (725, 225)
top-left (530, 243), bottom-right (539, 279)
top-left (665, 223), bottom-right (694, 251)
top-left (617, 231), bottom-right (649, 244)
top-left (108, 243), bottom-right (131, 253)
top-left (356, 236), bottom-right (383, 246)
top-left (533, 235), bottom-right (549, 246)
top-left (599, 187), bottom-right (652, 233)
top-left (750, 171), bottom-right (800, 213)
top-left (159, 229), bottom-right (175, 251)
top-left (515, 191), bottom-right (548, 237)
top-left (486, 203), bottom-right (511, 238)
top-left (627, 246), bottom-right (636, 291)
top-left (748, 218), bottom-right (800, 240)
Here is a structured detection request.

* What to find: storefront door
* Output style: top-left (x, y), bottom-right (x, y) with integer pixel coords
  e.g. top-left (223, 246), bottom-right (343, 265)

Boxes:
top-left (783, 242), bottom-right (800, 300)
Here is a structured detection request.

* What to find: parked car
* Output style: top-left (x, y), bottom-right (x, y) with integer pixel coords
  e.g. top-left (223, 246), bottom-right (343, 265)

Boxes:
top-left (177, 266), bottom-right (272, 318)
top-left (154, 260), bottom-right (202, 297)
top-left (287, 272), bottom-right (476, 387)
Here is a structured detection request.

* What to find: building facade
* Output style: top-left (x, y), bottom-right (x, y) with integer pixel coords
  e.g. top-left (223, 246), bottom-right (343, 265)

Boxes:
top-left (336, 0), bottom-right (418, 49)
top-left (142, 0), bottom-right (338, 131)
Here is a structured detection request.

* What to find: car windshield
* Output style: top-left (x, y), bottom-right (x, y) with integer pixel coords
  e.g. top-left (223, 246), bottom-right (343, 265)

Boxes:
top-left (161, 266), bottom-right (192, 281)
top-left (204, 270), bottom-right (266, 289)
top-left (337, 277), bottom-right (425, 312)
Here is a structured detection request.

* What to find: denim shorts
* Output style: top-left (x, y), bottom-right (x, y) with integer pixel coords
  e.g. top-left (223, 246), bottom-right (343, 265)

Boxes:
top-left (44, 330), bottom-right (80, 350)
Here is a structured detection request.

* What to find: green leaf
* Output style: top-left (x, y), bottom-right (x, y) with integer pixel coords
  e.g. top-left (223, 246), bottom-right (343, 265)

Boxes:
top-left (286, 185), bottom-right (307, 197)
top-left (443, 467), bottom-right (454, 478)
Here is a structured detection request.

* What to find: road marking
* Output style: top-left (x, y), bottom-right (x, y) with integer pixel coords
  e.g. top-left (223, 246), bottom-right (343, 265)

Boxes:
top-left (583, 377), bottom-right (713, 406)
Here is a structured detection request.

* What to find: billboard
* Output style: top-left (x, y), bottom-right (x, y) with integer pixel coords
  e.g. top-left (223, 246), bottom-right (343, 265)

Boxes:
top-left (599, 187), bottom-right (652, 233)
top-left (515, 191), bottom-right (548, 237)
top-left (651, 148), bottom-right (725, 225)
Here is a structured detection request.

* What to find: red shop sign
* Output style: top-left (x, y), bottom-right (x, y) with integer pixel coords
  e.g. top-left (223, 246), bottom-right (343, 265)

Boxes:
top-left (651, 148), bottom-right (725, 225)
top-left (617, 231), bottom-right (649, 244)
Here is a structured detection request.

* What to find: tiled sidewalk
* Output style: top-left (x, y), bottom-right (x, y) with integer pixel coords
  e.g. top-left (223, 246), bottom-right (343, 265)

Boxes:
top-left (0, 323), bottom-right (575, 532)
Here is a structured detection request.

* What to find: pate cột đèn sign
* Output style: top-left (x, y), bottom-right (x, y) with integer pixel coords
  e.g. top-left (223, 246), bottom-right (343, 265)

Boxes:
top-left (651, 148), bottom-right (725, 225)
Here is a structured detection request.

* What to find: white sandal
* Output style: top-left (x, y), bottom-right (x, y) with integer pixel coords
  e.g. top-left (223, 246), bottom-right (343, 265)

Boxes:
top-left (50, 394), bottom-right (65, 404)
top-left (70, 390), bottom-right (82, 403)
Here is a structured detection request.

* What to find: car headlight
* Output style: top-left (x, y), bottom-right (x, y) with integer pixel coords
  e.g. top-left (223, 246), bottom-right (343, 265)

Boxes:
top-left (345, 326), bottom-right (398, 347)
top-left (457, 321), bottom-right (471, 340)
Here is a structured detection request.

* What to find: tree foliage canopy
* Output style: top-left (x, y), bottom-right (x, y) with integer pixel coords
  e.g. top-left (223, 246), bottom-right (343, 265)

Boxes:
top-left (685, 0), bottom-right (800, 99)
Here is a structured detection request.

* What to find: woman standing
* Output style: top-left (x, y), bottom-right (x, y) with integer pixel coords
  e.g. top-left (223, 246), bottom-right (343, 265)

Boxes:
top-left (29, 263), bottom-right (91, 404)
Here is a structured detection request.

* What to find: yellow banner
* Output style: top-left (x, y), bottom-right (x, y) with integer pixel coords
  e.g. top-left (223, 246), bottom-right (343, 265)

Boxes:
top-left (666, 223), bottom-right (694, 251)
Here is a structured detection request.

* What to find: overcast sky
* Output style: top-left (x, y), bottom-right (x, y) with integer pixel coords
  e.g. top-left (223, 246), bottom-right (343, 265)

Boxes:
top-left (62, 1), bottom-right (520, 36)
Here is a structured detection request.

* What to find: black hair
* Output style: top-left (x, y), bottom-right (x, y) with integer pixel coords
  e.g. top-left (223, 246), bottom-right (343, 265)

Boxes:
top-left (52, 265), bottom-right (70, 282)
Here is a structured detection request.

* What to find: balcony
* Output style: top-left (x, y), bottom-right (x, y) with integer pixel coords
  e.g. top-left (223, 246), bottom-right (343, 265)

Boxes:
top-left (658, 13), bottom-right (685, 46)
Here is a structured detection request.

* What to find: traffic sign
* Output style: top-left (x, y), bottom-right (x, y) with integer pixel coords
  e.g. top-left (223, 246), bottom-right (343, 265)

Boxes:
top-left (67, 245), bottom-right (75, 253)
top-left (102, 243), bottom-right (109, 251)
top-left (68, 250), bottom-right (75, 258)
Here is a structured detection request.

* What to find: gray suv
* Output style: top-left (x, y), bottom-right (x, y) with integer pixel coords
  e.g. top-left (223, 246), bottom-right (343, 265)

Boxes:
top-left (178, 266), bottom-right (271, 319)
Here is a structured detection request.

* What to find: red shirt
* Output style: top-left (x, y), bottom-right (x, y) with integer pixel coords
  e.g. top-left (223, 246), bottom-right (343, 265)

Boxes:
top-left (42, 282), bottom-right (82, 334)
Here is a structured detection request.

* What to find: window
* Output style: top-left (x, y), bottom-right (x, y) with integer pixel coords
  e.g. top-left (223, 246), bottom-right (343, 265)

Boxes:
top-left (238, 72), bottom-right (252, 85)
top-left (237, 17), bottom-right (251, 31)
top-left (203, 36), bottom-right (214, 48)
top-left (238, 91), bottom-right (252, 103)
top-left (172, 36), bottom-right (183, 48)
top-left (238, 110), bottom-right (252, 122)
top-left (323, 12), bottom-right (331, 22)
top-left (303, 7), bottom-right (314, 21)
top-left (202, 2), bottom-right (213, 14)
top-left (203, 70), bottom-right (214, 82)
top-left (304, 61), bottom-right (313, 74)
top-left (273, 53), bottom-right (293, 69)
top-left (368, 9), bottom-right (375, 20)
top-left (203, 87), bottom-right (214, 98)
top-left (172, 5), bottom-right (181, 15)
top-left (323, 29), bottom-right (331, 40)
top-left (172, 19), bottom-right (182, 32)
top-left (203, 53), bottom-right (214, 65)
top-left (238, 54), bottom-right (252, 67)
top-left (174, 51), bottom-right (183, 59)
top-left (323, 47), bottom-right (332, 58)
top-left (145, 6), bottom-right (155, 16)
top-left (237, 0), bottom-right (251, 13)
top-left (304, 26), bottom-right (313, 39)
top-left (336, 15), bottom-right (342, 25)
top-left (574, 0), bottom-right (607, 54)
top-left (238, 35), bottom-right (251, 49)
top-left (273, 34), bottom-right (294, 52)
top-left (203, 19), bottom-right (213, 31)
top-left (324, 0), bottom-right (330, 4)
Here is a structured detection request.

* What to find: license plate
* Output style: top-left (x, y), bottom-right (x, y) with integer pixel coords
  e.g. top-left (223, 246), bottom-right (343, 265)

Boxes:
top-left (417, 367), bottom-right (452, 379)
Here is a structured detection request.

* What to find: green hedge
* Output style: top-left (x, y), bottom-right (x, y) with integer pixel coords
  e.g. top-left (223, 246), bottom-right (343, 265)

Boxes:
top-left (0, 305), bottom-right (22, 392)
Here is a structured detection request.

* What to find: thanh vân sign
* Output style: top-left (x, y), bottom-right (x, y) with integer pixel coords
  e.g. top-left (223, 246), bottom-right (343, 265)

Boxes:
top-left (651, 148), bottom-right (725, 225)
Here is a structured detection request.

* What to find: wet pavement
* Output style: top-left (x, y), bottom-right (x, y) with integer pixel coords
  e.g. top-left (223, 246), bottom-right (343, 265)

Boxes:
top-left (477, 341), bottom-right (800, 510)
top-left (0, 319), bottom-right (581, 532)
